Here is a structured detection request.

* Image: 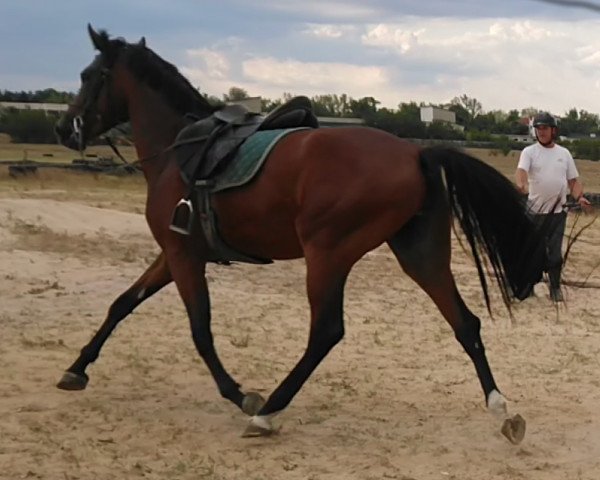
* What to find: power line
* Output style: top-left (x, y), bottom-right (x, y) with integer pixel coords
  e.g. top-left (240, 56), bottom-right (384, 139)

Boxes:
top-left (531, 0), bottom-right (600, 13)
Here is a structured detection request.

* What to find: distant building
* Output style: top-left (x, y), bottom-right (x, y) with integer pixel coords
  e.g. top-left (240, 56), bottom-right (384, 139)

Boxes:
top-left (229, 96), bottom-right (364, 127)
top-left (0, 101), bottom-right (68, 114)
top-left (491, 133), bottom-right (533, 144)
top-left (420, 106), bottom-right (463, 131)
top-left (420, 106), bottom-right (455, 124)
top-left (317, 116), bottom-right (364, 127)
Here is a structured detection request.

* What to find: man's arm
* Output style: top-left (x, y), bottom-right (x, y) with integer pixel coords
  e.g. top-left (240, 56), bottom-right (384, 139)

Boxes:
top-left (568, 177), bottom-right (592, 210)
top-left (515, 168), bottom-right (529, 194)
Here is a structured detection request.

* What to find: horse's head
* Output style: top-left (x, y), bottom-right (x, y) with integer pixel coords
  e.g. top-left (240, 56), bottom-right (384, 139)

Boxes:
top-left (55, 25), bottom-right (145, 150)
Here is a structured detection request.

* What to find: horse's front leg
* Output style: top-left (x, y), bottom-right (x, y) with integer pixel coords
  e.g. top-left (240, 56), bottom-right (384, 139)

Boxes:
top-left (57, 252), bottom-right (172, 390)
top-left (243, 253), bottom-right (350, 437)
top-left (166, 249), bottom-right (264, 416)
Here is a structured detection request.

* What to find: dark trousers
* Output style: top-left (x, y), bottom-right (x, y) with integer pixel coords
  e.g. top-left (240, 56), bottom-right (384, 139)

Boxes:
top-left (534, 211), bottom-right (567, 289)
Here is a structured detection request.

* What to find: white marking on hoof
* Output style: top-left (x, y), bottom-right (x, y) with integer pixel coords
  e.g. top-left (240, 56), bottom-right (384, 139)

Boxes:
top-left (487, 389), bottom-right (508, 418)
top-left (251, 413), bottom-right (277, 431)
top-left (242, 412), bottom-right (280, 437)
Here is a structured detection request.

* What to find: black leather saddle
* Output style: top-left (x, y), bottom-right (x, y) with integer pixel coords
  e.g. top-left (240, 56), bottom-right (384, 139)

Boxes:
top-left (174, 95), bottom-right (318, 183)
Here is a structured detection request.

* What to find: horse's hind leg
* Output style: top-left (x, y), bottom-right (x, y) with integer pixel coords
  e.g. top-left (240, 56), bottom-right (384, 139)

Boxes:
top-left (57, 252), bottom-right (172, 390)
top-left (389, 224), bottom-right (526, 444)
top-left (387, 210), bottom-right (508, 418)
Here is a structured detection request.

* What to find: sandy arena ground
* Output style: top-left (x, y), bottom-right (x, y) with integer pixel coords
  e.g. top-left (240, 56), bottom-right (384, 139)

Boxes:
top-left (0, 167), bottom-right (599, 480)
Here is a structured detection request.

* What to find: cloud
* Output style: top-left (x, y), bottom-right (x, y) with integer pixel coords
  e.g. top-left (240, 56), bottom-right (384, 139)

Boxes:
top-left (186, 48), bottom-right (231, 80)
top-left (241, 57), bottom-right (388, 96)
top-left (362, 24), bottom-right (424, 53)
top-left (302, 24), bottom-right (355, 39)
top-left (257, 0), bottom-right (384, 21)
top-left (159, 12), bottom-right (600, 114)
top-left (181, 43), bottom-right (389, 101)
top-left (350, 17), bottom-right (600, 112)
top-left (362, 19), bottom-right (558, 54)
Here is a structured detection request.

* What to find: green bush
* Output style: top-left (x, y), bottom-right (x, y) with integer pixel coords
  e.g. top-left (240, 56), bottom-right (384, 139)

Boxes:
top-left (0, 109), bottom-right (58, 143)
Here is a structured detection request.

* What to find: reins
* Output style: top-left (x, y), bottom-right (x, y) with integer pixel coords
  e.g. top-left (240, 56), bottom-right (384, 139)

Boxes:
top-left (73, 116), bottom-right (176, 171)
top-left (100, 123), bottom-right (213, 171)
top-left (104, 134), bottom-right (176, 171)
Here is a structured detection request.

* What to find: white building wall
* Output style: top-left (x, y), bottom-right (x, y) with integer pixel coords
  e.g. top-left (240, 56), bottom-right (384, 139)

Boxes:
top-left (0, 101), bottom-right (68, 113)
top-left (420, 106), bottom-right (456, 124)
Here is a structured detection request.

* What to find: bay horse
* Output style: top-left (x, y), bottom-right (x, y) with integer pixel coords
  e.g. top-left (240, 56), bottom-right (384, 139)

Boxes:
top-left (54, 25), bottom-right (546, 443)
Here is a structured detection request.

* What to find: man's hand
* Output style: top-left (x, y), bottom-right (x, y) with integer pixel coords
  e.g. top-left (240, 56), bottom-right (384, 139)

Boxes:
top-left (578, 195), bottom-right (593, 213)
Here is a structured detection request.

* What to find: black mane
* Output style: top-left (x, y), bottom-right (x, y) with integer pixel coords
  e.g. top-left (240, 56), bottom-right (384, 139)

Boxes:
top-left (101, 31), bottom-right (216, 118)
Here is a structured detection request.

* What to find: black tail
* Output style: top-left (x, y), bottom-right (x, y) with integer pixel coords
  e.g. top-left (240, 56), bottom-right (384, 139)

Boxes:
top-left (420, 146), bottom-right (546, 311)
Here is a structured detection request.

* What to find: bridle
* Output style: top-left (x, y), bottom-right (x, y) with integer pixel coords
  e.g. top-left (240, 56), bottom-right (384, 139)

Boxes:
top-left (68, 55), bottom-right (190, 171)
top-left (70, 63), bottom-right (142, 167)
top-left (71, 65), bottom-right (110, 153)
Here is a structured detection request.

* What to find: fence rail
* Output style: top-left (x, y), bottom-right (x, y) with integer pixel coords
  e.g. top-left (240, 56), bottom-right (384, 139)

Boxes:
top-left (0, 157), bottom-right (138, 176)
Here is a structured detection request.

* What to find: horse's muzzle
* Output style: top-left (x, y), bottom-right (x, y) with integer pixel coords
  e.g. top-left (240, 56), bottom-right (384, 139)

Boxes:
top-left (54, 121), bottom-right (81, 151)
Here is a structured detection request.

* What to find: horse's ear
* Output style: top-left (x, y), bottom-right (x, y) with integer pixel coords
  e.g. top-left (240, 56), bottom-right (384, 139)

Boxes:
top-left (87, 23), bottom-right (107, 52)
top-left (138, 36), bottom-right (146, 47)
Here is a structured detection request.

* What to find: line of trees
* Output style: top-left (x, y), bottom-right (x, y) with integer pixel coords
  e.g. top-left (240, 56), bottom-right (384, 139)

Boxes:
top-left (0, 88), bottom-right (74, 104)
top-left (3, 87), bottom-right (600, 160)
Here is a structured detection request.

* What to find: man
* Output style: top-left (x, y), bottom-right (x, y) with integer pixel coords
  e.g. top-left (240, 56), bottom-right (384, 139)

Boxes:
top-left (515, 112), bottom-right (591, 302)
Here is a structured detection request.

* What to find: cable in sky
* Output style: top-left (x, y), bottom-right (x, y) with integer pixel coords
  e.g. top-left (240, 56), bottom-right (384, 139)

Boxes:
top-left (532, 0), bottom-right (600, 13)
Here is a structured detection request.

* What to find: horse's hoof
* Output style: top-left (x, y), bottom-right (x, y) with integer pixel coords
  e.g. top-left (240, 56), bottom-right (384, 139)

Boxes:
top-left (242, 392), bottom-right (266, 416)
top-left (241, 414), bottom-right (280, 438)
top-left (56, 371), bottom-right (89, 391)
top-left (241, 423), bottom-right (274, 438)
top-left (241, 420), bottom-right (279, 438)
top-left (501, 413), bottom-right (526, 445)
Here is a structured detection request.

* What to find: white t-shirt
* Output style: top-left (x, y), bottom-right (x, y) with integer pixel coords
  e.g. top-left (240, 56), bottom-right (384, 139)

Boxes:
top-left (517, 142), bottom-right (579, 214)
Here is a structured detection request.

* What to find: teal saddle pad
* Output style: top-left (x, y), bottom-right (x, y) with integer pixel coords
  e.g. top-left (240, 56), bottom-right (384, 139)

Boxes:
top-left (212, 127), bottom-right (307, 192)
top-left (192, 127), bottom-right (308, 264)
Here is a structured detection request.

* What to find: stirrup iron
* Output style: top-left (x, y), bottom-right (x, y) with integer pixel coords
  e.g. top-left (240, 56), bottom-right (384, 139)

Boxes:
top-left (169, 198), bottom-right (194, 235)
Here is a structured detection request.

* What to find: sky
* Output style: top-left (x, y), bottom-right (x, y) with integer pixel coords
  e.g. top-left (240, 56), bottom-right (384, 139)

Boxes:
top-left (2, 0), bottom-right (600, 116)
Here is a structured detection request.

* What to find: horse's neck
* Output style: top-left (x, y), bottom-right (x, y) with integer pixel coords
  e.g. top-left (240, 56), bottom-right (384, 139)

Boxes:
top-left (130, 95), bottom-right (185, 154)
top-left (127, 88), bottom-right (188, 177)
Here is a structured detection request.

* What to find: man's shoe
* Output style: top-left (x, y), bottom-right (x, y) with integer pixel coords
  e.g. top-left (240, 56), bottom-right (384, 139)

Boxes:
top-left (550, 288), bottom-right (564, 302)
